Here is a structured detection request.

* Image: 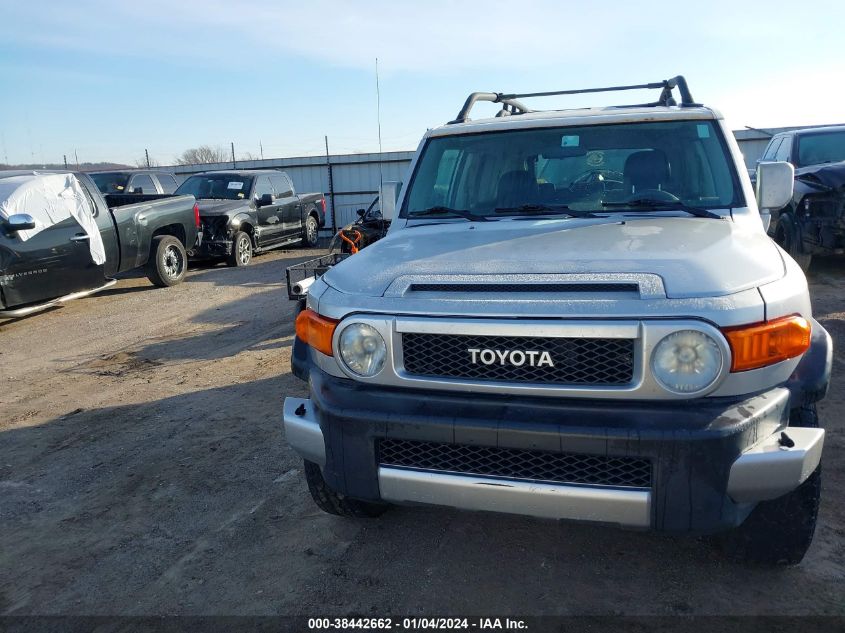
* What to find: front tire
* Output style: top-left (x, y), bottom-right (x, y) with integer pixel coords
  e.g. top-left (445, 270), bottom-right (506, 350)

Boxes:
top-left (302, 215), bottom-right (319, 248)
top-left (720, 405), bottom-right (821, 565)
top-left (774, 211), bottom-right (812, 272)
top-left (303, 460), bottom-right (388, 518)
top-left (227, 231), bottom-right (252, 267)
top-left (146, 235), bottom-right (187, 287)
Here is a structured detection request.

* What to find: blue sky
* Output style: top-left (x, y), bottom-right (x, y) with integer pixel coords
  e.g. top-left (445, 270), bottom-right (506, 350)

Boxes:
top-left (1, 0), bottom-right (843, 165)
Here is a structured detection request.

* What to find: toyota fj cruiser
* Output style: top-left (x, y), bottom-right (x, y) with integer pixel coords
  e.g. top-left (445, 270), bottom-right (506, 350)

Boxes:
top-left (284, 76), bottom-right (831, 565)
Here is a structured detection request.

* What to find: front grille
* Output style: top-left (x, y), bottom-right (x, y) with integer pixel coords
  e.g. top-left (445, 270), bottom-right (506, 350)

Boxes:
top-left (401, 333), bottom-right (634, 385)
top-left (379, 439), bottom-right (652, 488)
top-left (409, 283), bottom-right (639, 294)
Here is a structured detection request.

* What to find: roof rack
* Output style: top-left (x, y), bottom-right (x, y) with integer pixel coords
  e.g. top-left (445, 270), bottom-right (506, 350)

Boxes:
top-left (448, 75), bottom-right (699, 124)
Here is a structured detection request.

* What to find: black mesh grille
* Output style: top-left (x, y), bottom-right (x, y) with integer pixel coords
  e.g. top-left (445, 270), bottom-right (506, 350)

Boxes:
top-left (379, 439), bottom-right (652, 488)
top-left (409, 283), bottom-right (639, 294)
top-left (402, 333), bottom-right (634, 385)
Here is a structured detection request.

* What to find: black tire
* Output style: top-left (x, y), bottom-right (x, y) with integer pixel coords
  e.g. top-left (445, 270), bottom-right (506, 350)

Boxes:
top-left (774, 212), bottom-right (812, 272)
top-left (303, 460), bottom-right (388, 518)
top-left (302, 214), bottom-right (319, 248)
top-left (146, 235), bottom-right (187, 287)
top-left (720, 405), bottom-right (821, 565)
top-left (227, 231), bottom-right (252, 267)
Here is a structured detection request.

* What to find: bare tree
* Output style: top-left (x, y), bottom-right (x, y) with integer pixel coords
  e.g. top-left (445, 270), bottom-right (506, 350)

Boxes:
top-left (176, 145), bottom-right (228, 165)
top-left (135, 155), bottom-right (160, 168)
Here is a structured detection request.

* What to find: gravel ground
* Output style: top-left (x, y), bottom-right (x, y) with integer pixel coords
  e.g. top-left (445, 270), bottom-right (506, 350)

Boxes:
top-left (0, 249), bottom-right (843, 617)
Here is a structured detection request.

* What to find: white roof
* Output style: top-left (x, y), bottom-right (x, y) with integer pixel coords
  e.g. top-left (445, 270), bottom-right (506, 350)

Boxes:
top-left (428, 105), bottom-right (722, 138)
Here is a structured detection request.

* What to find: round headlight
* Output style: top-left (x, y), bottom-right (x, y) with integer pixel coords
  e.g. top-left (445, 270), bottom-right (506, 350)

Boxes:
top-left (651, 330), bottom-right (723, 394)
top-left (338, 323), bottom-right (387, 377)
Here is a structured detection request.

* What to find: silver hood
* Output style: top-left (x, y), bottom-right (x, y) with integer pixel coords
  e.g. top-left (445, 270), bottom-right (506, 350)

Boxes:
top-left (322, 216), bottom-right (785, 299)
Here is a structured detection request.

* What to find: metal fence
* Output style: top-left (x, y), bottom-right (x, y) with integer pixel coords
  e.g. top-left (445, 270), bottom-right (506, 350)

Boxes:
top-left (166, 151), bottom-right (415, 233)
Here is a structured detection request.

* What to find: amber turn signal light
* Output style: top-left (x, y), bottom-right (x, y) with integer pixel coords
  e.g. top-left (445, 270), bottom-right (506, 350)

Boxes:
top-left (295, 309), bottom-right (338, 357)
top-left (722, 315), bottom-right (811, 372)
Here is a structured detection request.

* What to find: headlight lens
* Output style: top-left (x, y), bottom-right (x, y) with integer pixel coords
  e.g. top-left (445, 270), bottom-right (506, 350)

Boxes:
top-left (651, 330), bottom-right (723, 394)
top-left (338, 323), bottom-right (387, 377)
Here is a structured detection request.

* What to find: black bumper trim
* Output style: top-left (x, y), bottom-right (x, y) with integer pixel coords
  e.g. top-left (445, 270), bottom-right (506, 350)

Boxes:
top-left (305, 366), bottom-right (792, 533)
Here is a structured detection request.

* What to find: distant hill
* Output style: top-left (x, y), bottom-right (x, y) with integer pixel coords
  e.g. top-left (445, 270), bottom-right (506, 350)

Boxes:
top-left (0, 161), bottom-right (133, 172)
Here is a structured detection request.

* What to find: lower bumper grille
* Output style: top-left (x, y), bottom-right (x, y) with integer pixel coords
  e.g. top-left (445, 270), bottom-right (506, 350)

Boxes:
top-left (379, 439), bottom-right (652, 488)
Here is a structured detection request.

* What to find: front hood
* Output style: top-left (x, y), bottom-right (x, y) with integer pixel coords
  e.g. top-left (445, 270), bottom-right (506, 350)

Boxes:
top-left (322, 216), bottom-right (785, 299)
top-left (196, 199), bottom-right (250, 217)
top-left (795, 161), bottom-right (845, 190)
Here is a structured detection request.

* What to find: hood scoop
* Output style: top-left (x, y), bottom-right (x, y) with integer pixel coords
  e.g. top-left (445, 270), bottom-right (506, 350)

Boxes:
top-left (380, 274), bottom-right (666, 299)
top-left (407, 282), bottom-right (640, 296)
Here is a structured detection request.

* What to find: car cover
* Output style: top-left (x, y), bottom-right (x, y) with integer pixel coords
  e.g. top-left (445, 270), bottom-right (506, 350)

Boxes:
top-left (795, 161), bottom-right (845, 190)
top-left (0, 172), bottom-right (106, 265)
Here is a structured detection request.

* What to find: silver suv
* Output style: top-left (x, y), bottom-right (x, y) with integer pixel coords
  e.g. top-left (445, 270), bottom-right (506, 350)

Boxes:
top-left (284, 77), bottom-right (831, 565)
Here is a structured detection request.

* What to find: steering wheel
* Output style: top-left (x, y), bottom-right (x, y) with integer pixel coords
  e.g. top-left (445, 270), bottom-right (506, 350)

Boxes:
top-left (627, 188), bottom-right (680, 202)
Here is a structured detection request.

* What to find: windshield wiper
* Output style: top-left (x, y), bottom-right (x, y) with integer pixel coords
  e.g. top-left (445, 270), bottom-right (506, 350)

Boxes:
top-left (494, 203), bottom-right (598, 218)
top-left (601, 198), bottom-right (722, 219)
top-left (408, 206), bottom-right (491, 222)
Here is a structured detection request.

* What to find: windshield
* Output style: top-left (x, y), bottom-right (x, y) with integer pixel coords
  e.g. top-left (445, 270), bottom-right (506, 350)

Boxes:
top-left (402, 120), bottom-right (742, 218)
top-left (175, 174), bottom-right (254, 201)
top-left (797, 131), bottom-right (845, 167)
top-left (90, 172), bottom-right (130, 194)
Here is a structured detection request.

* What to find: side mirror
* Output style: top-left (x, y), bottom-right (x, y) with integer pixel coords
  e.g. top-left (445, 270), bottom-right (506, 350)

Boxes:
top-left (356, 208), bottom-right (366, 218)
top-left (133, 187), bottom-right (143, 194)
top-left (5, 213), bottom-right (36, 231)
top-left (756, 161), bottom-right (794, 212)
top-left (256, 193), bottom-right (274, 207)
top-left (378, 181), bottom-right (402, 221)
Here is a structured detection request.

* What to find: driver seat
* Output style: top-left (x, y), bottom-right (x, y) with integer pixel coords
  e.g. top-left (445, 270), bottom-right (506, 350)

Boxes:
top-left (496, 170), bottom-right (539, 208)
top-left (623, 150), bottom-right (671, 194)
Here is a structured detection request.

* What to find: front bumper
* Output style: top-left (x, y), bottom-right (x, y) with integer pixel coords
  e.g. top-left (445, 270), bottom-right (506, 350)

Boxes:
top-left (193, 238), bottom-right (232, 258)
top-left (283, 368), bottom-right (824, 532)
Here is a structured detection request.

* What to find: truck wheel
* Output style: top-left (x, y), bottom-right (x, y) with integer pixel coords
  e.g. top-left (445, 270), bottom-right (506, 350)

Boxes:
top-left (720, 405), bottom-right (821, 565)
top-left (303, 460), bottom-right (388, 518)
top-left (227, 231), bottom-right (252, 267)
top-left (775, 212), bottom-right (812, 272)
top-left (302, 215), bottom-right (319, 248)
top-left (146, 235), bottom-right (187, 287)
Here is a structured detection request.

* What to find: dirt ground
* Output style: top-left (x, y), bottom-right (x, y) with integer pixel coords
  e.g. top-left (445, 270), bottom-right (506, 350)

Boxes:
top-left (1, 248), bottom-right (843, 617)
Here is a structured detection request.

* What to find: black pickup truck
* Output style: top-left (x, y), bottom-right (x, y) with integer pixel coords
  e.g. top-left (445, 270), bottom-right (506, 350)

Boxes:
top-left (174, 170), bottom-right (326, 266)
top-left (0, 171), bottom-right (199, 318)
top-left (762, 125), bottom-right (845, 270)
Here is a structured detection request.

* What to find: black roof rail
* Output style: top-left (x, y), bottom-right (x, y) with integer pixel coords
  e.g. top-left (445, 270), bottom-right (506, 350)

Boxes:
top-left (449, 75), bottom-right (700, 124)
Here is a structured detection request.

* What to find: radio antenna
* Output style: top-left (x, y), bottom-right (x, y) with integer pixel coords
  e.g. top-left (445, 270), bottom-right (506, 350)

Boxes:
top-left (376, 57), bottom-right (384, 191)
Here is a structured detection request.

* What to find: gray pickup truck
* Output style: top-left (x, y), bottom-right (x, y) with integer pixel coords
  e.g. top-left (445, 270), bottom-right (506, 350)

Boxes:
top-left (284, 77), bottom-right (831, 565)
top-left (0, 171), bottom-right (199, 317)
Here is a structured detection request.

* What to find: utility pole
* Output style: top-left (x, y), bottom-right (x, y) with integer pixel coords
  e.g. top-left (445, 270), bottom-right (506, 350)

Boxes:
top-left (145, 148), bottom-right (151, 168)
top-left (259, 141), bottom-right (264, 160)
top-left (63, 155), bottom-right (68, 169)
top-left (74, 150), bottom-right (79, 170)
top-left (325, 135), bottom-right (336, 231)
top-left (231, 142), bottom-right (236, 168)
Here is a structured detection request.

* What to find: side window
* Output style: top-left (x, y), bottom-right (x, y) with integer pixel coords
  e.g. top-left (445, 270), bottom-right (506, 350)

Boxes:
top-left (774, 136), bottom-right (792, 162)
top-left (129, 174), bottom-right (156, 194)
top-left (762, 137), bottom-right (782, 161)
top-left (270, 174), bottom-right (293, 198)
top-left (254, 176), bottom-right (273, 200)
top-left (77, 177), bottom-right (101, 217)
top-left (154, 173), bottom-right (178, 194)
